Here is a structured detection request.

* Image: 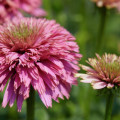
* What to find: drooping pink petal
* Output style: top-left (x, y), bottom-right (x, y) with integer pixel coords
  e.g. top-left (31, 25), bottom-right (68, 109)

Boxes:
top-left (0, 72), bottom-right (12, 92)
top-left (92, 82), bottom-right (107, 89)
top-left (76, 73), bottom-right (99, 83)
top-left (37, 62), bottom-right (57, 80)
top-left (38, 86), bottom-right (52, 108)
top-left (2, 79), bottom-right (14, 108)
top-left (58, 82), bottom-right (71, 99)
top-left (0, 70), bottom-right (10, 84)
top-left (17, 95), bottom-right (24, 112)
top-left (9, 92), bottom-right (16, 107)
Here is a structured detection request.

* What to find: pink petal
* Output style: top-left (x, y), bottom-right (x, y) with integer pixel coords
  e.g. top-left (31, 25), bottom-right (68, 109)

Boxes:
top-left (80, 64), bottom-right (97, 73)
top-left (32, 76), bottom-right (45, 94)
top-left (9, 92), bottom-right (16, 107)
top-left (0, 72), bottom-right (12, 92)
top-left (17, 95), bottom-right (24, 112)
top-left (31, 8), bottom-right (47, 17)
top-left (49, 57), bottom-right (64, 69)
top-left (17, 67), bottom-right (31, 87)
top-left (0, 70), bottom-right (9, 84)
top-left (92, 82), bottom-right (107, 89)
top-left (37, 62), bottom-right (56, 80)
top-left (28, 67), bottom-right (39, 80)
top-left (6, 52), bottom-right (20, 64)
top-left (76, 73), bottom-right (99, 83)
top-left (2, 80), bottom-right (14, 108)
top-left (66, 75), bottom-right (78, 85)
top-left (38, 86), bottom-right (52, 108)
top-left (58, 82), bottom-right (70, 99)
top-left (53, 86), bottom-right (64, 100)
top-left (107, 83), bottom-right (114, 89)
top-left (40, 72), bottom-right (57, 90)
top-left (14, 73), bottom-right (21, 90)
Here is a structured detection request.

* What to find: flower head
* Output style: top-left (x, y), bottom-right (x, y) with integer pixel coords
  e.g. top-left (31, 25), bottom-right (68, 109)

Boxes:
top-left (0, 18), bottom-right (82, 111)
top-left (92, 0), bottom-right (120, 11)
top-left (76, 53), bottom-right (120, 89)
top-left (0, 0), bottom-right (46, 24)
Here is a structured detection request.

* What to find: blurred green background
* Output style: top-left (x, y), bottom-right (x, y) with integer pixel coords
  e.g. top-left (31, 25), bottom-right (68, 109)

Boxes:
top-left (1, 0), bottom-right (120, 120)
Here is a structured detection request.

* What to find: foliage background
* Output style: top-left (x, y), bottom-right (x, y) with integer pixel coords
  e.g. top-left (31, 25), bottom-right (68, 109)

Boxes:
top-left (0, 0), bottom-right (120, 120)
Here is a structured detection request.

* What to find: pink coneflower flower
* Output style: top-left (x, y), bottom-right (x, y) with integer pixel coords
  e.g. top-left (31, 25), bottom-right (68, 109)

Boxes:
top-left (75, 53), bottom-right (120, 89)
top-left (92, 0), bottom-right (120, 11)
top-left (0, 18), bottom-right (82, 111)
top-left (0, 0), bottom-right (46, 24)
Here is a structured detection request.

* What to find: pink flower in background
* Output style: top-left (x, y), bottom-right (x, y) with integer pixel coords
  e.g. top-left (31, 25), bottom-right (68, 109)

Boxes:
top-left (0, 0), bottom-right (22, 24)
top-left (76, 53), bottom-right (120, 89)
top-left (18, 0), bottom-right (46, 17)
top-left (0, 18), bottom-right (82, 111)
top-left (92, 0), bottom-right (120, 11)
top-left (0, 0), bottom-right (46, 24)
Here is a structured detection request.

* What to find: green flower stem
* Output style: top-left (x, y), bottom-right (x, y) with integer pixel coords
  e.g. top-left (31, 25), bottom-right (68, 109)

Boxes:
top-left (27, 86), bottom-right (35, 120)
top-left (43, 0), bottom-right (52, 19)
top-left (104, 92), bottom-right (114, 120)
top-left (96, 7), bottom-right (107, 53)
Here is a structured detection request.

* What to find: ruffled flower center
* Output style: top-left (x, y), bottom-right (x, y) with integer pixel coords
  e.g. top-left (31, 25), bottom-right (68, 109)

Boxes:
top-left (0, 22), bottom-right (40, 53)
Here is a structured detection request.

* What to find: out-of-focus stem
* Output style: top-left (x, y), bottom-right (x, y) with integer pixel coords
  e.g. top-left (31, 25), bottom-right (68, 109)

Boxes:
top-left (96, 7), bottom-right (107, 53)
top-left (27, 86), bottom-right (35, 120)
top-left (104, 92), bottom-right (114, 120)
top-left (43, 0), bottom-right (52, 19)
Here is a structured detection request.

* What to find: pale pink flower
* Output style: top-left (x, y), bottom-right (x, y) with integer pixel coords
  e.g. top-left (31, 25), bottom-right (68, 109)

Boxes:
top-left (92, 0), bottom-right (120, 11)
top-left (0, 0), bottom-right (46, 24)
top-left (0, 18), bottom-right (82, 111)
top-left (76, 53), bottom-right (120, 89)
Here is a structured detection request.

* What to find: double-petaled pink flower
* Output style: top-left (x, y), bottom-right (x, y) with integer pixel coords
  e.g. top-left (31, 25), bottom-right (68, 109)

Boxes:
top-left (0, 0), bottom-right (46, 24)
top-left (0, 18), bottom-right (82, 111)
top-left (92, 0), bottom-right (120, 11)
top-left (76, 53), bottom-right (120, 89)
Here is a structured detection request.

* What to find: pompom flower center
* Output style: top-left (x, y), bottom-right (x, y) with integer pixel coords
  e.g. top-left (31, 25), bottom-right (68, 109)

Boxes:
top-left (88, 54), bottom-right (120, 81)
top-left (0, 22), bottom-right (40, 53)
top-left (12, 24), bottom-right (33, 39)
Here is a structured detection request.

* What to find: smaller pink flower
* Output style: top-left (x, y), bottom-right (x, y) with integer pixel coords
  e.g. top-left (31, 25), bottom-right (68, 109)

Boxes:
top-left (18, 0), bottom-right (46, 17)
top-left (75, 53), bottom-right (120, 89)
top-left (0, 0), bottom-right (22, 24)
top-left (92, 0), bottom-right (120, 11)
top-left (0, 0), bottom-right (46, 24)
